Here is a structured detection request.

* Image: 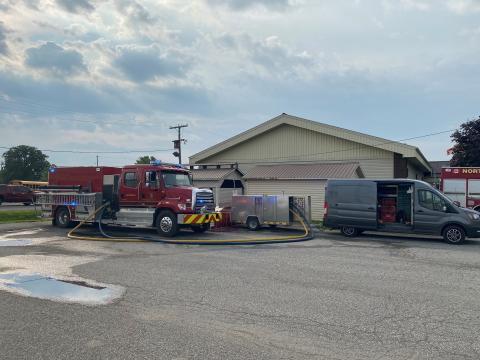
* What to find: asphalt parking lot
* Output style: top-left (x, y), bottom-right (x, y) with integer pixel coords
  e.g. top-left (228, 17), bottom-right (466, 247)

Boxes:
top-left (1, 223), bottom-right (480, 359)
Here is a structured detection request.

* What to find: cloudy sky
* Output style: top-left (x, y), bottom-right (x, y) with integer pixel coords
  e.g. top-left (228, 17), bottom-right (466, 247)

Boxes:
top-left (0, 0), bottom-right (479, 166)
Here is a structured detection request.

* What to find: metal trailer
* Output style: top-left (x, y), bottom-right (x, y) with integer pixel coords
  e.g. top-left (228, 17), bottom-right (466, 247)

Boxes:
top-left (231, 195), bottom-right (311, 230)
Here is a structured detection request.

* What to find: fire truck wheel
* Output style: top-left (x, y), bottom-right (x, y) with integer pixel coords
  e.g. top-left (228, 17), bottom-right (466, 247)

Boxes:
top-left (340, 226), bottom-right (359, 237)
top-left (156, 210), bottom-right (179, 237)
top-left (191, 224), bottom-right (209, 233)
top-left (246, 217), bottom-right (260, 231)
top-left (443, 225), bottom-right (466, 245)
top-left (55, 207), bottom-right (71, 228)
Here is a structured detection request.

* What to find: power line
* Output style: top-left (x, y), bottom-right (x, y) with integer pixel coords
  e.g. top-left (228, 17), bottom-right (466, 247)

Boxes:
top-left (0, 145), bottom-right (174, 154)
top-left (203, 129), bottom-right (455, 164)
top-left (0, 97), bottom-right (163, 128)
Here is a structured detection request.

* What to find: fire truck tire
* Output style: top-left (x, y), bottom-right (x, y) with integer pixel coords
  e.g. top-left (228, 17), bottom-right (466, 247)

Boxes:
top-left (55, 207), bottom-right (72, 228)
top-left (442, 225), bottom-right (466, 245)
top-left (191, 224), bottom-right (209, 233)
top-left (156, 210), bottom-right (179, 237)
top-left (246, 216), bottom-right (260, 231)
top-left (340, 226), bottom-right (359, 237)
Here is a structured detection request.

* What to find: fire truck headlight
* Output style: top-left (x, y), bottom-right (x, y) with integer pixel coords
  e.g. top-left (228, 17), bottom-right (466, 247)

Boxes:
top-left (178, 203), bottom-right (187, 211)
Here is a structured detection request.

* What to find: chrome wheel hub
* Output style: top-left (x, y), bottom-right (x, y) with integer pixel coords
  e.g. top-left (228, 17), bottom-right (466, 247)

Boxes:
top-left (160, 216), bottom-right (173, 233)
top-left (343, 227), bottom-right (355, 236)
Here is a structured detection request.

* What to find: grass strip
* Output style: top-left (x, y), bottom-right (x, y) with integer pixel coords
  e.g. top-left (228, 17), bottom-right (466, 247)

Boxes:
top-left (0, 210), bottom-right (46, 223)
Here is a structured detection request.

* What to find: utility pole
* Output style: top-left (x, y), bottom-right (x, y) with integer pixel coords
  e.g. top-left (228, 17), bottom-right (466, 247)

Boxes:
top-left (170, 124), bottom-right (188, 164)
top-left (96, 155), bottom-right (99, 167)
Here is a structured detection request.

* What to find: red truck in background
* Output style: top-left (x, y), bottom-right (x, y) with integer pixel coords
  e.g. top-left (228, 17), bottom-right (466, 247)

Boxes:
top-left (440, 167), bottom-right (480, 211)
top-left (36, 162), bottom-right (220, 236)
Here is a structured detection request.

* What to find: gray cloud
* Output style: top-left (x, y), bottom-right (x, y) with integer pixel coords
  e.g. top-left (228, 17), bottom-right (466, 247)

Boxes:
top-left (25, 42), bottom-right (86, 75)
top-left (206, 0), bottom-right (291, 11)
top-left (0, 22), bottom-right (9, 55)
top-left (114, 0), bottom-right (156, 24)
top-left (113, 46), bottom-right (189, 83)
top-left (56, 0), bottom-right (94, 13)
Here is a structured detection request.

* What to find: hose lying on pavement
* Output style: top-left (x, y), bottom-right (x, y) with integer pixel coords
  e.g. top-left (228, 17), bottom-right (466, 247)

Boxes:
top-left (67, 202), bottom-right (314, 245)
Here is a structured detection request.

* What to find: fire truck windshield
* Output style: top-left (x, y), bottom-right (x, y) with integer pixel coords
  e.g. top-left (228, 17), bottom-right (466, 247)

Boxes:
top-left (161, 171), bottom-right (192, 188)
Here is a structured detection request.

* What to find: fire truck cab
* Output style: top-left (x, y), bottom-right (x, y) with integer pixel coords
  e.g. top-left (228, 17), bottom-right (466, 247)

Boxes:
top-left (37, 162), bottom-right (219, 237)
top-left (441, 167), bottom-right (480, 212)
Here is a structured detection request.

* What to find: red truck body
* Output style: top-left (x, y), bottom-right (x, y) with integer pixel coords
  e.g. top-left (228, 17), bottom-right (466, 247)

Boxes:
top-left (38, 163), bottom-right (219, 236)
top-left (49, 166), bottom-right (121, 192)
top-left (440, 167), bottom-right (480, 211)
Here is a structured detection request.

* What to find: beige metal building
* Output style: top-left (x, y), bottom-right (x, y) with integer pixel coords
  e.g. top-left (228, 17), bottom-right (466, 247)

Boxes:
top-left (244, 163), bottom-right (364, 220)
top-left (190, 113), bottom-right (432, 220)
top-left (190, 164), bottom-right (244, 208)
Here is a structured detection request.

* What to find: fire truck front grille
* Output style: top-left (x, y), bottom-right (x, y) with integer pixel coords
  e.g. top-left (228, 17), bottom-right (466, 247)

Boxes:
top-left (195, 192), bottom-right (215, 213)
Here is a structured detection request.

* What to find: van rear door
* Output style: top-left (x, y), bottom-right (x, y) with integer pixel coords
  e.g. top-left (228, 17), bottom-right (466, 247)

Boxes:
top-left (326, 180), bottom-right (378, 229)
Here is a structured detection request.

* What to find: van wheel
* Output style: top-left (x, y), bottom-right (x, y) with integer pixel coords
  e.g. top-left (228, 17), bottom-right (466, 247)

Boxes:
top-left (0, 197), bottom-right (3, 205)
top-left (340, 226), bottom-right (359, 237)
top-left (55, 207), bottom-right (71, 228)
top-left (246, 217), bottom-right (260, 231)
top-left (192, 224), bottom-right (209, 233)
top-left (443, 225), bottom-right (465, 245)
top-left (156, 210), bottom-right (179, 237)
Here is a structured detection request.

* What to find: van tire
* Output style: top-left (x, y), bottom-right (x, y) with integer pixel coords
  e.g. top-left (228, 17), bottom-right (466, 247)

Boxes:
top-left (340, 226), bottom-right (359, 237)
top-left (246, 217), bottom-right (260, 231)
top-left (55, 207), bottom-right (71, 228)
top-left (0, 196), bottom-right (3, 205)
top-left (156, 210), bottom-right (179, 237)
top-left (443, 225), bottom-right (466, 245)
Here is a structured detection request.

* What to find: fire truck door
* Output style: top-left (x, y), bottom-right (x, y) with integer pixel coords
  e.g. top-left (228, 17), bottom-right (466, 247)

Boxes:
top-left (141, 171), bottom-right (160, 206)
top-left (119, 170), bottom-right (140, 206)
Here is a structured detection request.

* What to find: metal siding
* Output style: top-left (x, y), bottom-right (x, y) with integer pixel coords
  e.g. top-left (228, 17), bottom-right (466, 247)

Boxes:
top-left (202, 124), bottom-right (393, 178)
top-left (191, 114), bottom-right (431, 172)
top-left (246, 180), bottom-right (326, 221)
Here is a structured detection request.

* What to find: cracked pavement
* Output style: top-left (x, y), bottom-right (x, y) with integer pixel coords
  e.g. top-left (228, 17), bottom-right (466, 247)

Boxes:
top-left (1, 223), bottom-right (480, 359)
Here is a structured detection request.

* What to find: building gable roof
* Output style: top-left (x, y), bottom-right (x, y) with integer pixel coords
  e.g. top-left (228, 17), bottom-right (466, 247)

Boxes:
top-left (190, 113), bottom-right (431, 172)
top-left (191, 168), bottom-right (243, 182)
top-left (244, 162), bottom-right (364, 180)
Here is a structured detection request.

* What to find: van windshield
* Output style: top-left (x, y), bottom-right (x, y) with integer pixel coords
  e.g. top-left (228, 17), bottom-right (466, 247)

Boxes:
top-left (161, 171), bottom-right (192, 188)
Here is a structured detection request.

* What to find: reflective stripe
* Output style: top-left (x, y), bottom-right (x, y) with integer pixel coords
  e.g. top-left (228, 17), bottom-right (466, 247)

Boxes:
top-left (184, 215), bottom-right (196, 224)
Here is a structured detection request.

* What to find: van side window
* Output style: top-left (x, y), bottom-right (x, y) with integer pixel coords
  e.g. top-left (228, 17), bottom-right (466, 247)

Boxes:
top-left (334, 185), bottom-right (375, 204)
top-left (418, 190), bottom-right (445, 211)
top-left (124, 172), bottom-right (138, 188)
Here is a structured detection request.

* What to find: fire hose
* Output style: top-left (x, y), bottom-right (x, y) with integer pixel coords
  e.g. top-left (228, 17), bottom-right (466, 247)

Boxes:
top-left (67, 202), bottom-right (314, 245)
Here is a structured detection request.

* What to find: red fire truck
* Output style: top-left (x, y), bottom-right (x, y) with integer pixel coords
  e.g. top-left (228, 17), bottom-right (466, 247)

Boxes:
top-left (36, 161), bottom-right (220, 236)
top-left (440, 167), bottom-right (480, 211)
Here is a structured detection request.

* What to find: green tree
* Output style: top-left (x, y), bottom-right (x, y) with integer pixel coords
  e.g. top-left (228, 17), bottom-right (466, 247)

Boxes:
top-left (450, 117), bottom-right (480, 167)
top-left (0, 145), bottom-right (50, 182)
top-left (136, 155), bottom-right (157, 164)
